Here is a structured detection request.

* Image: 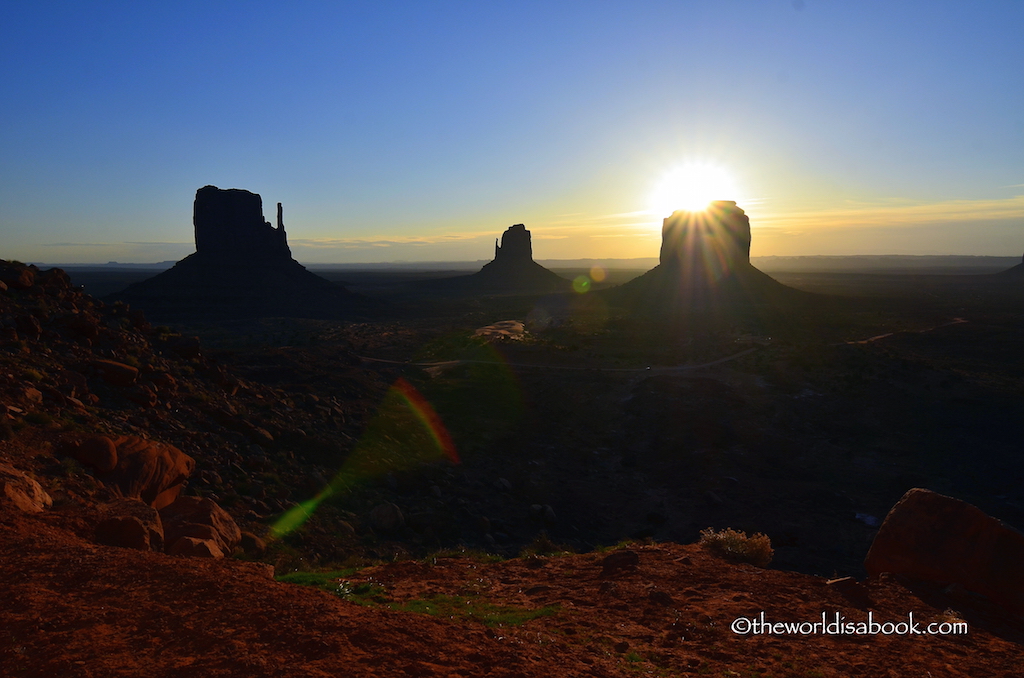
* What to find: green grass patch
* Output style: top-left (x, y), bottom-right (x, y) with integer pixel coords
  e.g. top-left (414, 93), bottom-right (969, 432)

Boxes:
top-left (276, 569), bottom-right (387, 604)
top-left (393, 594), bottom-right (559, 628)
top-left (424, 545), bottom-right (505, 564)
top-left (275, 568), bottom-right (362, 588)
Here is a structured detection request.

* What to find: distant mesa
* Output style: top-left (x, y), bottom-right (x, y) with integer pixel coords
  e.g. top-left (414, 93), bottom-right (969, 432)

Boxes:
top-left (425, 224), bottom-right (569, 293)
top-left (607, 201), bottom-right (801, 314)
top-left (114, 186), bottom-right (370, 320)
top-left (997, 251), bottom-right (1024, 276)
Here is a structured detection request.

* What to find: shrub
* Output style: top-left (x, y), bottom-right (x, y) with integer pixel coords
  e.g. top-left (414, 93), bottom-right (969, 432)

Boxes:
top-left (520, 530), bottom-right (572, 557)
top-left (698, 527), bottom-right (773, 567)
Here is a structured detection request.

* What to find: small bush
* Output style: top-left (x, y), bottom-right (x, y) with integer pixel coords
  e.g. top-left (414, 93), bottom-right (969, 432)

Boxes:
top-left (698, 527), bottom-right (773, 567)
top-left (520, 531), bottom-right (572, 557)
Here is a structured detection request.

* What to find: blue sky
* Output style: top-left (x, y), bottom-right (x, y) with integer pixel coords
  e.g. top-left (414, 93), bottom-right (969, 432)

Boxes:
top-left (2, 1), bottom-right (1022, 263)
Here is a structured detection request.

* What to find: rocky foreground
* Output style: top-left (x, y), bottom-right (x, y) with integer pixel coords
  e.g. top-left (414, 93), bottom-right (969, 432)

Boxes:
top-left (2, 502), bottom-right (1022, 677)
top-left (2, 258), bottom-right (1024, 675)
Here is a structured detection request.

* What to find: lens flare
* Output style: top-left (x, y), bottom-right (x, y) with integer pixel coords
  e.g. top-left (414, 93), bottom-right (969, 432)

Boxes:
top-left (269, 377), bottom-right (460, 539)
top-left (392, 377), bottom-right (459, 465)
top-left (572, 275), bottom-right (591, 293)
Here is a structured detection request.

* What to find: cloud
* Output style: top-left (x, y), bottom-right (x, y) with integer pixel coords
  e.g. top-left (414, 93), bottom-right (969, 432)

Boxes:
top-left (755, 195), bottom-right (1024, 231)
top-left (40, 241), bottom-right (192, 247)
top-left (40, 242), bottom-right (115, 247)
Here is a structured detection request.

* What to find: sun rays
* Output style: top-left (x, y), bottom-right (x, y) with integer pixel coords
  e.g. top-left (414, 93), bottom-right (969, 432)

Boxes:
top-left (649, 162), bottom-right (740, 217)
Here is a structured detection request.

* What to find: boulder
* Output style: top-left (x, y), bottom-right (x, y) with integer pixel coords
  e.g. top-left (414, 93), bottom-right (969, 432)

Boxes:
top-left (240, 531), bottom-right (267, 555)
top-left (91, 359), bottom-right (139, 387)
top-left (0, 263), bottom-right (35, 290)
top-left (95, 498), bottom-right (164, 551)
top-left (865, 488), bottom-right (1024, 613)
top-left (600, 550), bottom-right (640, 576)
top-left (0, 463), bottom-right (52, 513)
top-left (160, 495), bottom-right (241, 556)
top-left (369, 502), bottom-right (405, 532)
top-left (69, 435), bottom-right (119, 473)
top-left (104, 436), bottom-right (195, 509)
top-left (167, 536), bottom-right (224, 558)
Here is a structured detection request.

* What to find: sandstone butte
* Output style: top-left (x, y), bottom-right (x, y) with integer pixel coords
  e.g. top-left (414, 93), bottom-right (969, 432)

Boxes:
top-left (423, 223), bottom-right (571, 293)
top-left (607, 201), bottom-right (805, 315)
top-left (114, 186), bottom-right (370, 320)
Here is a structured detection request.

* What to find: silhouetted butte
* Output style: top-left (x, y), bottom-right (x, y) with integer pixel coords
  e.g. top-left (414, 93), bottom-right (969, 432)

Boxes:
top-left (115, 186), bottom-right (370, 321)
top-left (607, 201), bottom-right (802, 315)
top-left (423, 224), bottom-right (569, 293)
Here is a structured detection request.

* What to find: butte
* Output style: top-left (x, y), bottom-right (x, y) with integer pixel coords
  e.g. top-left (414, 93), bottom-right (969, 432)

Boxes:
top-left (606, 201), bottom-right (803, 317)
top-left (425, 224), bottom-right (569, 294)
top-left (997, 251), bottom-right (1024, 277)
top-left (115, 186), bottom-right (369, 321)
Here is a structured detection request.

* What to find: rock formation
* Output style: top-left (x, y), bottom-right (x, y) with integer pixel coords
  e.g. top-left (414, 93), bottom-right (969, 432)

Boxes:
top-left (997, 251), bottom-right (1024, 276)
top-left (606, 201), bottom-right (801, 316)
top-left (866, 488), bottom-right (1024, 613)
top-left (114, 186), bottom-right (369, 320)
top-left (426, 224), bottom-right (569, 293)
top-left (192, 185), bottom-right (291, 262)
top-left (493, 223), bottom-right (533, 263)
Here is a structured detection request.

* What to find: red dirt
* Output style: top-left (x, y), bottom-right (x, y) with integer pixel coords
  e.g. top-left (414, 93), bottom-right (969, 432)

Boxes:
top-left (2, 503), bottom-right (1022, 677)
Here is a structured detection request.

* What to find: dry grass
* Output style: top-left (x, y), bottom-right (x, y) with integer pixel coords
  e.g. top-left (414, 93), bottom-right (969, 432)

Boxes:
top-left (698, 527), bottom-right (774, 567)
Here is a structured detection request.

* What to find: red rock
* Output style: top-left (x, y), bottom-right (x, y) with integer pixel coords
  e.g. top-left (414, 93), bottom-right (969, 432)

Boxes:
top-left (104, 436), bottom-right (195, 509)
top-left (71, 435), bottom-right (119, 473)
top-left (240, 531), bottom-right (266, 554)
top-left (601, 550), bottom-right (640, 575)
top-left (0, 462), bottom-right (52, 513)
top-left (160, 495), bottom-right (241, 555)
top-left (60, 313), bottom-right (100, 340)
top-left (0, 264), bottom-right (35, 290)
top-left (167, 536), bottom-right (224, 558)
top-left (145, 371), bottom-right (177, 393)
top-left (91, 359), bottom-right (139, 387)
top-left (36, 268), bottom-right (72, 291)
top-left (95, 498), bottom-right (164, 551)
top-left (369, 502), bottom-right (405, 532)
top-left (865, 488), bottom-right (1024, 613)
top-left (124, 385), bottom-right (158, 408)
top-left (15, 314), bottom-right (42, 340)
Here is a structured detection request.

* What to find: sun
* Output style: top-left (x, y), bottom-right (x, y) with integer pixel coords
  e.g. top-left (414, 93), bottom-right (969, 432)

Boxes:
top-left (649, 162), bottom-right (739, 217)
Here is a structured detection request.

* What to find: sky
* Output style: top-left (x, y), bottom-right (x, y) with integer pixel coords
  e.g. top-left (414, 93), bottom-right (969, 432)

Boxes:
top-left (2, 1), bottom-right (1022, 264)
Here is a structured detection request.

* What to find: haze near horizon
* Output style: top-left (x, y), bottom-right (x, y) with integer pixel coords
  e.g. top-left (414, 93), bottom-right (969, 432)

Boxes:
top-left (2, 1), bottom-right (1022, 265)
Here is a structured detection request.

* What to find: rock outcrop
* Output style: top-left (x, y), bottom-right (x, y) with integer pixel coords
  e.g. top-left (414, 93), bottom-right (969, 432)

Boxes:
top-left (865, 488), bottom-right (1024, 613)
top-left (426, 224), bottom-right (569, 293)
top-left (114, 186), bottom-right (370, 320)
top-left (160, 495), bottom-right (242, 558)
top-left (95, 498), bottom-right (164, 551)
top-left (0, 462), bottom-right (52, 513)
top-left (606, 201), bottom-right (801, 316)
top-left (193, 186), bottom-right (291, 262)
top-left (102, 436), bottom-right (196, 509)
